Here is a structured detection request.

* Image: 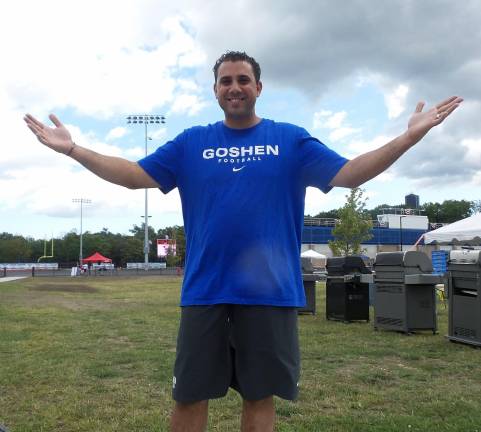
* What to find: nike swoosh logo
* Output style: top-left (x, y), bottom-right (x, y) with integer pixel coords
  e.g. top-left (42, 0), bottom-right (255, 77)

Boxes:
top-left (232, 166), bottom-right (245, 172)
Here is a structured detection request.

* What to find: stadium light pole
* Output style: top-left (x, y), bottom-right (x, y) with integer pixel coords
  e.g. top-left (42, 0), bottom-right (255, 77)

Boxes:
top-left (141, 214), bottom-right (152, 260)
top-left (126, 115), bottom-right (165, 269)
top-left (72, 198), bottom-right (92, 264)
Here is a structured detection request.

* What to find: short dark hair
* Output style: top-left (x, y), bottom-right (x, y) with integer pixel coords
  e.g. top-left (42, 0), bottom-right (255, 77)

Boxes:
top-left (213, 51), bottom-right (261, 83)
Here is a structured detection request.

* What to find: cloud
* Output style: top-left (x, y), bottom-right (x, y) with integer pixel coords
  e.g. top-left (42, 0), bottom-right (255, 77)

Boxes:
top-left (0, 131), bottom-right (183, 236)
top-left (194, 0), bottom-right (481, 101)
top-left (169, 94), bottom-right (209, 116)
top-left (461, 138), bottom-right (481, 166)
top-left (2, 0), bottom-right (481, 236)
top-left (189, 0), bottom-right (481, 185)
top-left (2, 3), bottom-right (208, 119)
top-left (0, 1), bottom-right (205, 236)
top-left (347, 135), bottom-right (396, 157)
top-left (304, 187), bottom-right (348, 216)
top-left (384, 84), bottom-right (409, 119)
top-left (329, 127), bottom-right (359, 142)
top-left (313, 110), bottom-right (359, 142)
top-left (124, 147), bottom-right (145, 159)
top-left (106, 127), bottom-right (129, 141)
top-left (391, 100), bottom-right (478, 185)
top-left (314, 111), bottom-right (346, 129)
top-left (150, 128), bottom-right (167, 140)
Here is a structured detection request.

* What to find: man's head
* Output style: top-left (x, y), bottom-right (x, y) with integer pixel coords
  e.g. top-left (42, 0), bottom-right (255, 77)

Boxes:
top-left (213, 51), bottom-right (261, 84)
top-left (213, 51), bottom-right (263, 128)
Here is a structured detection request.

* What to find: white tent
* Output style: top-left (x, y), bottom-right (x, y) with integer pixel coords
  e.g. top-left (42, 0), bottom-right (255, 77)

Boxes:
top-left (424, 213), bottom-right (481, 244)
top-left (301, 249), bottom-right (327, 269)
top-left (301, 249), bottom-right (327, 259)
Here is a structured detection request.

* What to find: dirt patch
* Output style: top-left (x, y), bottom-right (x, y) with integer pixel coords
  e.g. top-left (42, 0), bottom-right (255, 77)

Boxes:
top-left (29, 284), bottom-right (99, 293)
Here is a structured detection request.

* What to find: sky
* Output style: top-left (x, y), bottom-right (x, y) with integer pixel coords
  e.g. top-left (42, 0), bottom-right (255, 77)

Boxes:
top-left (1, 0), bottom-right (480, 239)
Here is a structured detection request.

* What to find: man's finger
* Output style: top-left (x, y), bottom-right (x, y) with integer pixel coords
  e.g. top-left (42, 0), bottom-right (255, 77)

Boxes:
top-left (27, 124), bottom-right (44, 141)
top-left (26, 124), bottom-right (38, 135)
top-left (415, 101), bottom-right (425, 113)
top-left (25, 122), bottom-right (41, 135)
top-left (24, 113), bottom-right (45, 129)
top-left (436, 96), bottom-right (460, 110)
top-left (49, 113), bottom-right (63, 128)
top-left (441, 103), bottom-right (461, 119)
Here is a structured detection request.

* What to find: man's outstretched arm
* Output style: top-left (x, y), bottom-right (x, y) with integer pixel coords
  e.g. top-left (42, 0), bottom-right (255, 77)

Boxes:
top-left (330, 96), bottom-right (463, 188)
top-left (24, 113), bottom-right (159, 190)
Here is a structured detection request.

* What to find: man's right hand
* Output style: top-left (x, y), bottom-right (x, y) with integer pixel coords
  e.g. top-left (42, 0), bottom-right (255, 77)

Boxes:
top-left (24, 113), bottom-right (74, 155)
top-left (23, 112), bottom-right (160, 189)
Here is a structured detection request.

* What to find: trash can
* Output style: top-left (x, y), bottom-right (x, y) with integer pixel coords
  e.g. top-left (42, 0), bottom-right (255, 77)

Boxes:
top-left (326, 256), bottom-right (373, 322)
top-left (446, 249), bottom-right (481, 347)
top-left (299, 257), bottom-right (319, 314)
top-left (373, 251), bottom-right (441, 334)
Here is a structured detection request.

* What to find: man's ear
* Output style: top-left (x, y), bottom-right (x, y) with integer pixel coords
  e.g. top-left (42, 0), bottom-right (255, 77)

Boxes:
top-left (256, 80), bottom-right (263, 97)
top-left (213, 83), bottom-right (218, 99)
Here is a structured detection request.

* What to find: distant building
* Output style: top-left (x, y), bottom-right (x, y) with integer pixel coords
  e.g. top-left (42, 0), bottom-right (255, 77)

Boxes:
top-left (376, 207), bottom-right (428, 229)
top-left (405, 194), bottom-right (420, 209)
top-left (303, 208), bottom-right (432, 258)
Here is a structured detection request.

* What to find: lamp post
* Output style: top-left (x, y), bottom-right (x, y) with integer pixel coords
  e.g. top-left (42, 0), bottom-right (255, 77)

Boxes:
top-left (126, 115), bottom-right (165, 270)
top-left (399, 215), bottom-right (407, 252)
top-left (72, 198), bottom-right (91, 264)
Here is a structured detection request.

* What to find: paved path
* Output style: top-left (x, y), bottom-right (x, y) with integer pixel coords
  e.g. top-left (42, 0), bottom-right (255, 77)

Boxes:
top-left (0, 277), bottom-right (28, 283)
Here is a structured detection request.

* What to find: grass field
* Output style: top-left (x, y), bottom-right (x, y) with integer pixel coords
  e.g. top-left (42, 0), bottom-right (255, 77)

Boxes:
top-left (1, 276), bottom-right (480, 432)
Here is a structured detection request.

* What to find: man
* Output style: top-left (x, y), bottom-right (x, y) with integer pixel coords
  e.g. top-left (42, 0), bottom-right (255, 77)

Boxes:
top-left (24, 51), bottom-right (462, 431)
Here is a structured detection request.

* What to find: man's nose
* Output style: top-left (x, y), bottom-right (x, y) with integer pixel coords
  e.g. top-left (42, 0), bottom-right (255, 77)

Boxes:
top-left (230, 80), bottom-right (241, 92)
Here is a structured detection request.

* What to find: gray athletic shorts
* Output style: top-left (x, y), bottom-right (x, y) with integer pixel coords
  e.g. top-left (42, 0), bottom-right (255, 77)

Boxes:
top-left (172, 304), bottom-right (300, 403)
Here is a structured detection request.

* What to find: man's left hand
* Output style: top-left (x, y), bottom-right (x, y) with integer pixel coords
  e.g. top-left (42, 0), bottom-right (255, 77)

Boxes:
top-left (407, 96), bottom-right (463, 143)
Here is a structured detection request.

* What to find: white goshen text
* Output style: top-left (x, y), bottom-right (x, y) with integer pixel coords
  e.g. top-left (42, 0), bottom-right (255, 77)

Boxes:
top-left (202, 145), bottom-right (279, 160)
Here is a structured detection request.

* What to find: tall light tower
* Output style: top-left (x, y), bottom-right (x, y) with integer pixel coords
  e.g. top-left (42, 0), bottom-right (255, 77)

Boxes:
top-left (72, 198), bottom-right (91, 264)
top-left (126, 115), bottom-right (165, 269)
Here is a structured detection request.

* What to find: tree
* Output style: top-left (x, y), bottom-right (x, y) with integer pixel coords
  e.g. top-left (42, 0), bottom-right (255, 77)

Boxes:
top-left (328, 188), bottom-right (373, 257)
top-left (56, 231), bottom-right (80, 264)
top-left (312, 209), bottom-right (340, 219)
top-left (0, 235), bottom-right (32, 262)
top-left (157, 225), bottom-right (186, 266)
top-left (422, 200), bottom-right (472, 223)
top-left (129, 223), bottom-right (158, 262)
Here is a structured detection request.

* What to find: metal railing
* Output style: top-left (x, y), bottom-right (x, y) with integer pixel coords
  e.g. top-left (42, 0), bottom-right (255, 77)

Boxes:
top-left (304, 217), bottom-right (383, 228)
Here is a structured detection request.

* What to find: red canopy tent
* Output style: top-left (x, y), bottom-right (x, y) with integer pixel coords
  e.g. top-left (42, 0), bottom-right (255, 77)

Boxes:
top-left (82, 252), bottom-right (112, 264)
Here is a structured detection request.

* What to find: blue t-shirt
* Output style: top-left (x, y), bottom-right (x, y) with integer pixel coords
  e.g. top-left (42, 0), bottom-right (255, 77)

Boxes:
top-left (138, 119), bottom-right (348, 307)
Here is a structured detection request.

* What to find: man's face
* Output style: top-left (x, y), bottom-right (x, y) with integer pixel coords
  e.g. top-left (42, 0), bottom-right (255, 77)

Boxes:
top-left (214, 60), bottom-right (262, 122)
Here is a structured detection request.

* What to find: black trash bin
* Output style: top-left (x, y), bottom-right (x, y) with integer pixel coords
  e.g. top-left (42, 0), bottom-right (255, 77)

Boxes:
top-left (299, 257), bottom-right (319, 315)
top-left (326, 256), bottom-right (373, 322)
top-left (373, 251), bottom-right (441, 334)
top-left (446, 249), bottom-right (481, 347)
